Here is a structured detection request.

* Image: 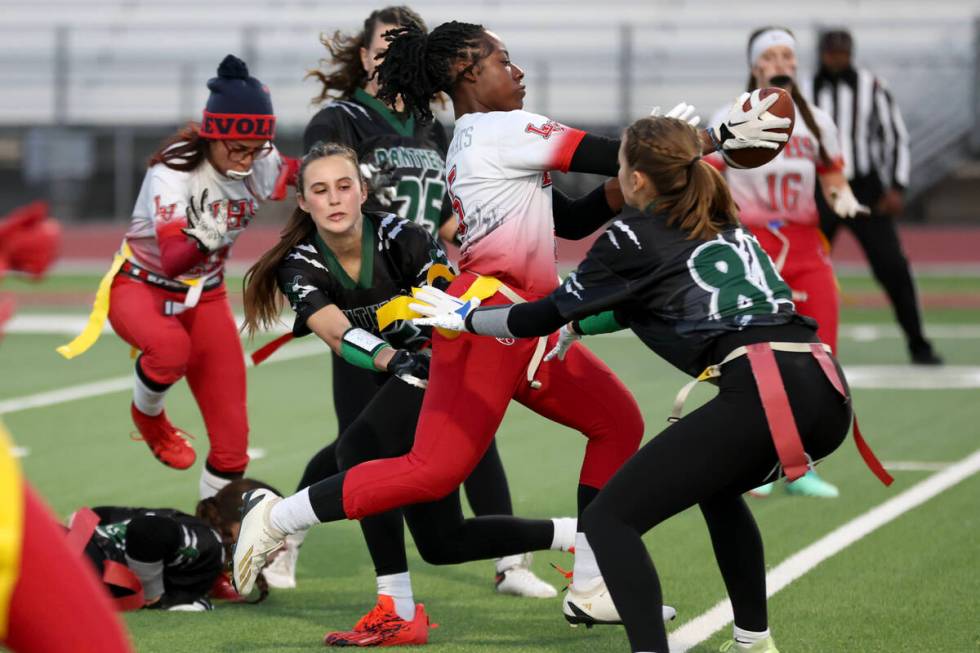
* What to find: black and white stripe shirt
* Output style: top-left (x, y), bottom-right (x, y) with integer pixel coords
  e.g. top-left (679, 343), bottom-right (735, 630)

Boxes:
top-left (808, 67), bottom-right (910, 190)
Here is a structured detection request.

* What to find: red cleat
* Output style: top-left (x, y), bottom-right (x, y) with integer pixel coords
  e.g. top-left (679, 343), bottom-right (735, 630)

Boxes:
top-left (130, 403), bottom-right (196, 470)
top-left (324, 595), bottom-right (434, 647)
top-left (209, 572), bottom-right (246, 602)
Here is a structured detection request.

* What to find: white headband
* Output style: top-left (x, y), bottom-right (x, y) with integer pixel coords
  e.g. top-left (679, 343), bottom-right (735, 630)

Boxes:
top-left (748, 29), bottom-right (796, 66)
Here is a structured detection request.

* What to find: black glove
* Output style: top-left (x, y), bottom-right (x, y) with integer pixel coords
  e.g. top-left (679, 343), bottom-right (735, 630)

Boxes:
top-left (386, 349), bottom-right (430, 380)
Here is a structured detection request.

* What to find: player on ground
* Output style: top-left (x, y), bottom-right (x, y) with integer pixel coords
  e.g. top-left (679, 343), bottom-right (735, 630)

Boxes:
top-left (57, 55), bottom-right (297, 499)
top-left (234, 20), bottom-right (789, 629)
top-left (241, 142), bottom-right (577, 646)
top-left (75, 478), bottom-right (278, 612)
top-left (266, 6), bottom-right (553, 599)
top-left (412, 114), bottom-right (889, 653)
top-left (708, 26), bottom-right (867, 498)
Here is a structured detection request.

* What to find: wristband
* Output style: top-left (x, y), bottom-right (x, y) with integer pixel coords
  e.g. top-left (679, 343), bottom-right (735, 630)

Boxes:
top-left (340, 327), bottom-right (391, 370)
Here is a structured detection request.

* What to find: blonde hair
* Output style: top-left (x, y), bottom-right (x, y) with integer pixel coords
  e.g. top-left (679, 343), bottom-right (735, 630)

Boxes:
top-left (623, 116), bottom-right (739, 239)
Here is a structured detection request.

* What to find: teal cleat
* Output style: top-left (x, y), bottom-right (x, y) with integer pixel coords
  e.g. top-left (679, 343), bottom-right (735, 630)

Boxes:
top-left (719, 636), bottom-right (780, 652)
top-left (785, 470), bottom-right (839, 498)
top-left (747, 482), bottom-right (774, 498)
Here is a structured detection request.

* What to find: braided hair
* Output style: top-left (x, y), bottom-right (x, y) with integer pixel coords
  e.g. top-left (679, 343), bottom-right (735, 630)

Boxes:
top-left (375, 21), bottom-right (489, 123)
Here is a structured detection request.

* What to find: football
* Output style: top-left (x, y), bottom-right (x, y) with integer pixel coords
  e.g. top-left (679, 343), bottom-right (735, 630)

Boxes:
top-left (723, 87), bottom-right (795, 169)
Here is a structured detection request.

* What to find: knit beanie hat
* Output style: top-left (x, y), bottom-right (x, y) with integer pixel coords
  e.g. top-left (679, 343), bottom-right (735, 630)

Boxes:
top-left (199, 55), bottom-right (276, 140)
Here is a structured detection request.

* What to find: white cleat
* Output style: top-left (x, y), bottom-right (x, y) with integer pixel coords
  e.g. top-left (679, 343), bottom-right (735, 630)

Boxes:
top-left (232, 489), bottom-right (285, 596)
top-left (562, 578), bottom-right (676, 628)
top-left (263, 532), bottom-right (302, 589)
top-left (495, 553), bottom-right (558, 599)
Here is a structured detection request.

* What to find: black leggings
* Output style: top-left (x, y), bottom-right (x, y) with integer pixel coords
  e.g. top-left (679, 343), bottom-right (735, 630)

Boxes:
top-left (582, 344), bottom-right (851, 652)
top-left (328, 375), bottom-right (553, 575)
top-left (297, 353), bottom-right (513, 521)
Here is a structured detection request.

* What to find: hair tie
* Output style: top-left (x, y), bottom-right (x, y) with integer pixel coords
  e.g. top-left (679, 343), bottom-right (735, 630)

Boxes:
top-left (688, 156), bottom-right (702, 171)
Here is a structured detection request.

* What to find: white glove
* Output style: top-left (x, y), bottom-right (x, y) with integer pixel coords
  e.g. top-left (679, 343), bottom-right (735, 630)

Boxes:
top-left (714, 90), bottom-right (792, 151)
top-left (359, 161), bottom-right (398, 208)
top-left (829, 185), bottom-right (871, 218)
top-left (651, 102), bottom-right (701, 127)
top-left (409, 286), bottom-right (481, 332)
top-left (543, 324), bottom-right (581, 362)
top-left (182, 189), bottom-right (237, 252)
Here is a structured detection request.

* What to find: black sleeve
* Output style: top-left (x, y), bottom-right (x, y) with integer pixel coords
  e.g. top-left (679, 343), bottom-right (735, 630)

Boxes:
top-left (463, 297), bottom-right (567, 339)
top-left (549, 229), bottom-right (637, 321)
top-left (553, 184), bottom-right (615, 240)
top-left (303, 107), bottom-right (355, 153)
top-left (125, 515), bottom-right (182, 562)
top-left (277, 262), bottom-right (334, 336)
top-left (568, 133), bottom-right (620, 177)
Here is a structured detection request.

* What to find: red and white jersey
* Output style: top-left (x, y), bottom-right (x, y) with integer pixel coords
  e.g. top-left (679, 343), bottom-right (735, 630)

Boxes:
top-left (125, 147), bottom-right (282, 280)
top-left (708, 100), bottom-right (843, 228)
top-left (445, 110), bottom-right (585, 295)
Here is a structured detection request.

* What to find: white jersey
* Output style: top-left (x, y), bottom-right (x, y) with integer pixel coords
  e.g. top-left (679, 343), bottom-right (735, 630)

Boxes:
top-left (708, 100), bottom-right (843, 228)
top-left (445, 110), bottom-right (585, 295)
top-left (125, 147), bottom-right (282, 280)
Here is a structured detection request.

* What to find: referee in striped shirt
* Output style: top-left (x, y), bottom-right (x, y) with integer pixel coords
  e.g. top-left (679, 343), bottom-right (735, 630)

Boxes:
top-left (812, 29), bottom-right (942, 365)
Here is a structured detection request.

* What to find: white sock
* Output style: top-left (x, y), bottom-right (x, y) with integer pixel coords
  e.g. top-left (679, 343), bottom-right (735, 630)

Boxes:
top-left (377, 572), bottom-right (415, 621)
top-left (133, 371), bottom-right (168, 417)
top-left (269, 487), bottom-right (320, 535)
top-left (495, 553), bottom-right (528, 574)
top-left (572, 532), bottom-right (602, 590)
top-left (199, 467), bottom-right (233, 499)
top-left (733, 625), bottom-right (771, 648)
top-left (287, 528), bottom-right (309, 549)
top-left (550, 517), bottom-right (577, 551)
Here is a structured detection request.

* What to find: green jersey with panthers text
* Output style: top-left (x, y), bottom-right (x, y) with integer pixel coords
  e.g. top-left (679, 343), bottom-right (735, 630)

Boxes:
top-left (550, 207), bottom-right (810, 377)
top-left (304, 89), bottom-right (453, 237)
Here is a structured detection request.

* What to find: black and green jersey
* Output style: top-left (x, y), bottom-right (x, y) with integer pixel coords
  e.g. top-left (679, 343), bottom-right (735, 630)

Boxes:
top-left (303, 89), bottom-right (452, 237)
top-left (277, 211), bottom-right (451, 350)
top-left (87, 506), bottom-right (224, 601)
top-left (551, 207), bottom-right (807, 377)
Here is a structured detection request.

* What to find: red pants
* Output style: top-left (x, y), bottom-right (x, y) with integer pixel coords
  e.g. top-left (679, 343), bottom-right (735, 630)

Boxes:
top-left (107, 275), bottom-right (249, 473)
top-left (4, 484), bottom-right (132, 653)
top-left (342, 274), bottom-right (644, 519)
top-left (751, 224), bottom-right (839, 352)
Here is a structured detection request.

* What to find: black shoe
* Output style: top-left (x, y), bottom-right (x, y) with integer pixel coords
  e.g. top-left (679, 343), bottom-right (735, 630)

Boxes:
top-left (910, 346), bottom-right (943, 366)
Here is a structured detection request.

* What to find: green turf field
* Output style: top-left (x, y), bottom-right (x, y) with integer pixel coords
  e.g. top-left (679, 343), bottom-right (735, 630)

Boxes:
top-left (1, 272), bottom-right (978, 652)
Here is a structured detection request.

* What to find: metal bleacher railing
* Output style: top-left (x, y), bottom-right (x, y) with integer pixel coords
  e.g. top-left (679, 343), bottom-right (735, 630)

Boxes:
top-left (0, 0), bottom-right (977, 203)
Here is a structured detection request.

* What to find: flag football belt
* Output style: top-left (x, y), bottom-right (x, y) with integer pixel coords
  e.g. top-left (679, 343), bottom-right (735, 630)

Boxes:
top-left (119, 260), bottom-right (223, 295)
top-left (670, 341), bottom-right (893, 486)
top-left (376, 267), bottom-right (548, 390)
top-left (57, 241), bottom-right (217, 359)
top-left (65, 507), bottom-right (145, 612)
top-left (252, 264), bottom-right (548, 390)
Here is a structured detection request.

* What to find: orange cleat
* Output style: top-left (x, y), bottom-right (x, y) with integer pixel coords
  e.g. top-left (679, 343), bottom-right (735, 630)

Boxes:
top-left (324, 595), bottom-right (434, 647)
top-left (130, 403), bottom-right (196, 470)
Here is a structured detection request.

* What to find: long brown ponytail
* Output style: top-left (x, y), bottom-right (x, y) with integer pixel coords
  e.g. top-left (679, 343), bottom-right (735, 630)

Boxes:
top-left (623, 117), bottom-right (739, 239)
top-left (242, 142), bottom-right (362, 337)
top-left (746, 26), bottom-right (832, 168)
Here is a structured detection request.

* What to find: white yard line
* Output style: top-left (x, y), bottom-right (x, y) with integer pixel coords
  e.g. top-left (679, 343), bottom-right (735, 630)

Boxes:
top-left (0, 340), bottom-right (324, 415)
top-left (882, 461), bottom-right (952, 472)
top-left (668, 449), bottom-right (980, 652)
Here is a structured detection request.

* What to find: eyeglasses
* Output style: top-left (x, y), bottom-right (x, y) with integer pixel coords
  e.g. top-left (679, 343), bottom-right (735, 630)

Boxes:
top-left (222, 141), bottom-right (274, 163)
